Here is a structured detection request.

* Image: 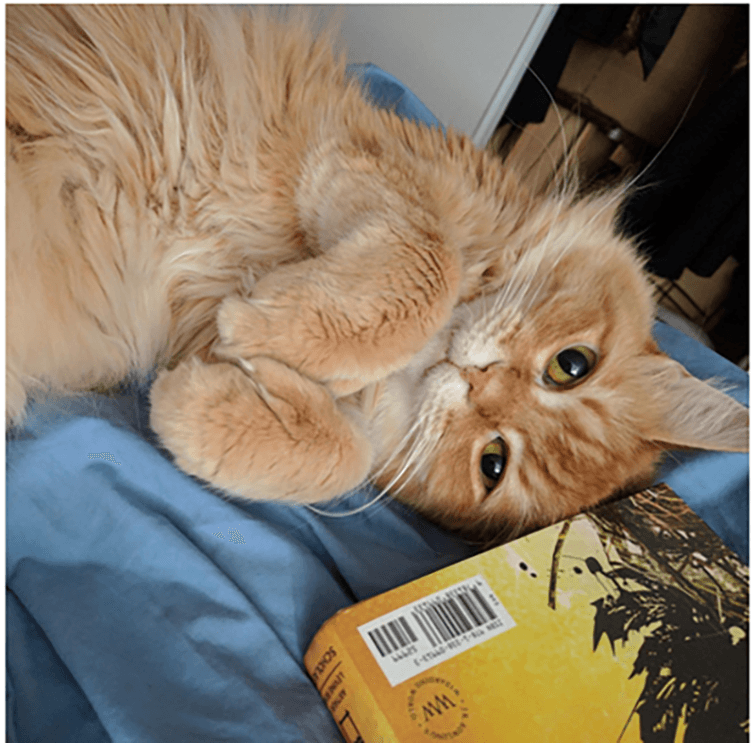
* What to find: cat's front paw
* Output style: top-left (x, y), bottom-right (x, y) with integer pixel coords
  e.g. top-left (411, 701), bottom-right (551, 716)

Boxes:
top-left (149, 355), bottom-right (372, 502)
top-left (215, 292), bottom-right (369, 397)
top-left (215, 221), bottom-right (462, 398)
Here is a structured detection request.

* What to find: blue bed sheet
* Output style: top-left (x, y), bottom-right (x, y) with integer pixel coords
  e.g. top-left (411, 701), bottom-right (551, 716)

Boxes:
top-left (7, 66), bottom-right (749, 743)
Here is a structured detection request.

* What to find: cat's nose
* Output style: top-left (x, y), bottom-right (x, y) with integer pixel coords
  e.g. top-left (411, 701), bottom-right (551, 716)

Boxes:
top-left (460, 365), bottom-right (494, 392)
top-left (461, 365), bottom-right (483, 388)
top-left (461, 364), bottom-right (511, 404)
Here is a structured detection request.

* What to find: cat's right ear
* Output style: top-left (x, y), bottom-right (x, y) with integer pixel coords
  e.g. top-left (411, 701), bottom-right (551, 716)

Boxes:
top-left (642, 355), bottom-right (749, 453)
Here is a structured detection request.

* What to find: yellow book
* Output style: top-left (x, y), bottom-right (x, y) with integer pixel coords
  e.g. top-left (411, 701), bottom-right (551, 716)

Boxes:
top-left (304, 485), bottom-right (748, 742)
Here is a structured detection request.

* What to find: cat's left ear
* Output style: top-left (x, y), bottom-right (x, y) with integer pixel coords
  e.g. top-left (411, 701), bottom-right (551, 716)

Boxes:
top-left (642, 354), bottom-right (749, 453)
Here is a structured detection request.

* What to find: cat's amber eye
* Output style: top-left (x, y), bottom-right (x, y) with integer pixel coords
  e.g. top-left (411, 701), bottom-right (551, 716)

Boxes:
top-left (480, 437), bottom-right (507, 494)
top-left (543, 345), bottom-right (598, 388)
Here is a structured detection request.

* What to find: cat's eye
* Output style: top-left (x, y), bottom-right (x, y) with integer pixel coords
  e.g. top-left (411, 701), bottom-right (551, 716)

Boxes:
top-left (480, 437), bottom-right (507, 494)
top-left (543, 345), bottom-right (598, 388)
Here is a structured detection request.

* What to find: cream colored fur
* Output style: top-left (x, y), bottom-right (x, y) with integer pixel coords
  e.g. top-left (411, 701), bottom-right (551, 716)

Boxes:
top-left (7, 6), bottom-right (748, 538)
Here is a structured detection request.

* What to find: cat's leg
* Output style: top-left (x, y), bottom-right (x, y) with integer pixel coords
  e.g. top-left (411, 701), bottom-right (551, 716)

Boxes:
top-left (149, 355), bottom-right (372, 501)
top-left (215, 218), bottom-right (461, 396)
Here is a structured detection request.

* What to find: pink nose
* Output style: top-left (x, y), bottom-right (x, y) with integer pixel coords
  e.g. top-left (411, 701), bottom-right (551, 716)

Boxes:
top-left (460, 365), bottom-right (490, 391)
top-left (461, 364), bottom-right (519, 407)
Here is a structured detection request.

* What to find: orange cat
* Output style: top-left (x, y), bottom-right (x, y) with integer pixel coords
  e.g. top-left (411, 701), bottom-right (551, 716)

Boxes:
top-left (7, 6), bottom-right (748, 538)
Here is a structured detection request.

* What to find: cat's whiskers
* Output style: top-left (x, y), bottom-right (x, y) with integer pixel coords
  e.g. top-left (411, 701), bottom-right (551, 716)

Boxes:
top-left (382, 438), bottom-right (433, 498)
top-left (10, 5), bottom-right (746, 544)
top-left (310, 73), bottom-right (705, 524)
top-left (525, 65), bottom-right (579, 203)
top-left (536, 73), bottom-right (705, 282)
top-left (306, 413), bottom-right (431, 518)
top-left (383, 399), bottom-right (447, 495)
top-left (374, 357), bottom-right (475, 504)
top-left (503, 65), bottom-right (704, 325)
top-left (370, 415), bottom-right (427, 484)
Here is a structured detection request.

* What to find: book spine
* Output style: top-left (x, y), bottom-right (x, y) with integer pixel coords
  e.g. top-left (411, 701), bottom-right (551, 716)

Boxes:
top-left (305, 621), bottom-right (398, 743)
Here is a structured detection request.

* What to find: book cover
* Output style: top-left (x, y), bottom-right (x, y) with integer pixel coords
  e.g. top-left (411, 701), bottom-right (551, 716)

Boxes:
top-left (304, 485), bottom-right (748, 742)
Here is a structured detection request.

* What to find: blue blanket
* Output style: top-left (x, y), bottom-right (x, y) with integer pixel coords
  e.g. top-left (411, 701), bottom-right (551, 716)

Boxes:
top-left (7, 67), bottom-right (749, 743)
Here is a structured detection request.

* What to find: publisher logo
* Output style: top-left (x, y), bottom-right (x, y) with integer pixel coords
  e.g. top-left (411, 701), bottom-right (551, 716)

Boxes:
top-left (406, 677), bottom-right (469, 739)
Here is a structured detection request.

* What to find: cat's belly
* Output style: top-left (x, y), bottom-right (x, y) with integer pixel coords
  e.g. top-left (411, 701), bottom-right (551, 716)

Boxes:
top-left (6, 136), bottom-right (176, 408)
top-left (7, 268), bottom-right (171, 395)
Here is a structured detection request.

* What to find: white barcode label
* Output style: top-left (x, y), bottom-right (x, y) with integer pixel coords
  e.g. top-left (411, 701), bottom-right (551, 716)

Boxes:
top-left (357, 574), bottom-right (515, 686)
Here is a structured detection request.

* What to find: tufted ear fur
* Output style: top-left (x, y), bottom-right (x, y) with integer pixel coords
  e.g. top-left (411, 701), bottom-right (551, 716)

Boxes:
top-left (643, 355), bottom-right (748, 453)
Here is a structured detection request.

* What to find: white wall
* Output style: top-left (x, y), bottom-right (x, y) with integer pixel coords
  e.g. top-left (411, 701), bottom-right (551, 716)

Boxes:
top-left (327, 5), bottom-right (557, 146)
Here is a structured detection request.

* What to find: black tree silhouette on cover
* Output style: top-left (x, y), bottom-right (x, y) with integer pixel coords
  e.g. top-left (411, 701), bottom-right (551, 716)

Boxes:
top-left (550, 485), bottom-right (748, 742)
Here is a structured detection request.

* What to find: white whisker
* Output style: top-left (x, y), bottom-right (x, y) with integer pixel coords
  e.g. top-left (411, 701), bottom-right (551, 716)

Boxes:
top-left (525, 65), bottom-right (575, 200)
top-left (306, 411), bottom-right (431, 518)
top-left (544, 73), bottom-right (706, 272)
top-left (499, 65), bottom-right (706, 323)
top-left (379, 421), bottom-right (435, 495)
top-left (305, 485), bottom-right (394, 517)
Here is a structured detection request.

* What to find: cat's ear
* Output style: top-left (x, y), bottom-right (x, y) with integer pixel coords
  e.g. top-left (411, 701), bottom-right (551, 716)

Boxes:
top-left (642, 355), bottom-right (748, 452)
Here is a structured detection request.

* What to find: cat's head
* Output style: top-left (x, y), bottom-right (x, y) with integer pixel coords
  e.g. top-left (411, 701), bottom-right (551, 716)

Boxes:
top-left (369, 182), bottom-right (748, 540)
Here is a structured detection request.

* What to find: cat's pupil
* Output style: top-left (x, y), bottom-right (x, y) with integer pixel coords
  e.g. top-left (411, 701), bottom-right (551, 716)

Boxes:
top-left (481, 452), bottom-right (504, 480)
top-left (544, 345), bottom-right (598, 387)
top-left (557, 349), bottom-right (589, 379)
top-left (480, 437), bottom-right (507, 494)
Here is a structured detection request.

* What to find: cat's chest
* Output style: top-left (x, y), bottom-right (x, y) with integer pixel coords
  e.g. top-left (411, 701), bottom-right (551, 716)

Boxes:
top-left (365, 323), bottom-right (455, 458)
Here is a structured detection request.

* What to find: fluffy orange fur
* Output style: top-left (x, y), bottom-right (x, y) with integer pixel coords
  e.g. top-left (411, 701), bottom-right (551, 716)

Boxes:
top-left (7, 6), bottom-right (748, 539)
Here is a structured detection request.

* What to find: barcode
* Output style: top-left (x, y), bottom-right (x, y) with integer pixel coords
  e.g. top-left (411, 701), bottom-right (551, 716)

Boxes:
top-left (367, 615), bottom-right (418, 657)
top-left (358, 575), bottom-right (516, 686)
top-left (411, 583), bottom-right (496, 647)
